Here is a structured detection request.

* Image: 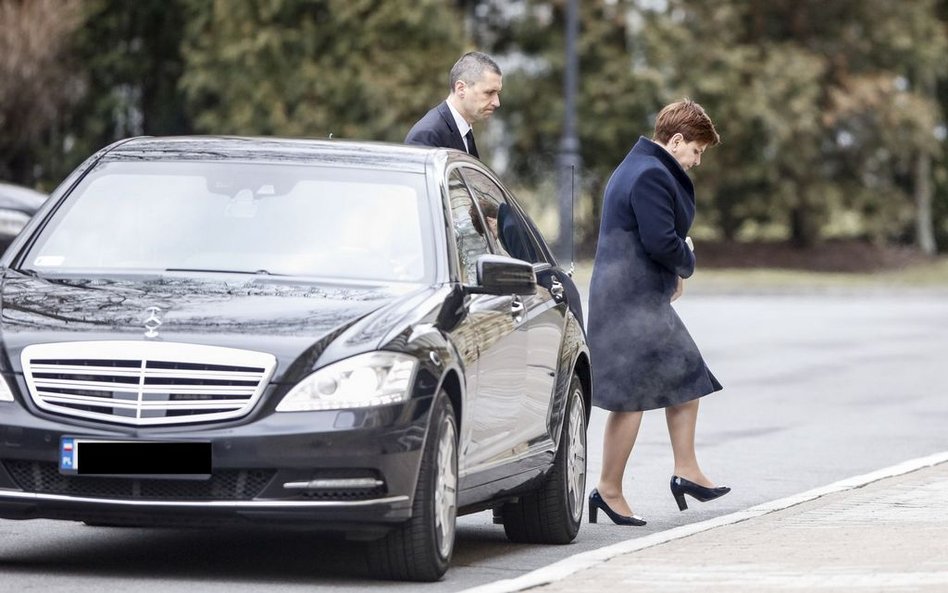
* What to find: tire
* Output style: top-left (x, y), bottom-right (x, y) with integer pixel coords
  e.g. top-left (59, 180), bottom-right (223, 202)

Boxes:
top-left (502, 374), bottom-right (587, 544)
top-left (367, 394), bottom-right (458, 581)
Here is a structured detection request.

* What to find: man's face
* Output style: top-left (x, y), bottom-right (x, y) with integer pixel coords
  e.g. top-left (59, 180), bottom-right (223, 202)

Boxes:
top-left (456, 71), bottom-right (502, 124)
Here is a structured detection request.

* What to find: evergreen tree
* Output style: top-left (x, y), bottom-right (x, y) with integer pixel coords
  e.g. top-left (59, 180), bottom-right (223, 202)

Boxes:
top-left (653, 0), bottom-right (946, 248)
top-left (49, 0), bottom-right (191, 186)
top-left (179, 0), bottom-right (465, 141)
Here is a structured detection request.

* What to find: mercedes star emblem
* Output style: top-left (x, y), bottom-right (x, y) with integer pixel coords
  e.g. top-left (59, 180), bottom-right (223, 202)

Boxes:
top-left (143, 306), bottom-right (163, 338)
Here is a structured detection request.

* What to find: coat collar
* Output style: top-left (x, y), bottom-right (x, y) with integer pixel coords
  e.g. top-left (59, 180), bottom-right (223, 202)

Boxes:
top-left (437, 102), bottom-right (463, 143)
top-left (444, 100), bottom-right (471, 138)
top-left (631, 136), bottom-right (694, 197)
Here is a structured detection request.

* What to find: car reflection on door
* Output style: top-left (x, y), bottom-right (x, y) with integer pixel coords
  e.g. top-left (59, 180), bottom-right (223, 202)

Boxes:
top-left (517, 266), bottom-right (567, 448)
top-left (462, 292), bottom-right (527, 473)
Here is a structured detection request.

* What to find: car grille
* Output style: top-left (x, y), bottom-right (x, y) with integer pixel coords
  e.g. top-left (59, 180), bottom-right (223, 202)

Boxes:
top-left (21, 341), bottom-right (276, 426)
top-left (4, 461), bottom-right (274, 501)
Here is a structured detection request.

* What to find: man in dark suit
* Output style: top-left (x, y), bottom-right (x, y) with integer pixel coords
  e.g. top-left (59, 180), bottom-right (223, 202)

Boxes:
top-left (405, 52), bottom-right (502, 159)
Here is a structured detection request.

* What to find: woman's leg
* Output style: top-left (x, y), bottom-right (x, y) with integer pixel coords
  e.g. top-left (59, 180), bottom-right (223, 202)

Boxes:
top-left (666, 398), bottom-right (716, 487)
top-left (596, 410), bottom-right (644, 516)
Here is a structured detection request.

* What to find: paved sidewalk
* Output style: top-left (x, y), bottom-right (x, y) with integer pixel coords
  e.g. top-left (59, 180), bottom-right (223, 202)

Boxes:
top-left (466, 455), bottom-right (948, 593)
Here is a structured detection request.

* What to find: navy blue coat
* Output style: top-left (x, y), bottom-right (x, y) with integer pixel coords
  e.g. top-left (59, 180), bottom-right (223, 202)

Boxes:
top-left (588, 137), bottom-right (721, 412)
top-left (405, 101), bottom-right (472, 155)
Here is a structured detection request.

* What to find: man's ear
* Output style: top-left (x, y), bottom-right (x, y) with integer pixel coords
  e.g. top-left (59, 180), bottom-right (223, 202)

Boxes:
top-left (453, 80), bottom-right (467, 98)
top-left (670, 132), bottom-right (684, 148)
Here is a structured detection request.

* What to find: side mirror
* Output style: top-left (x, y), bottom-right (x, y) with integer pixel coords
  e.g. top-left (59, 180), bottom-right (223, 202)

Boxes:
top-left (470, 254), bottom-right (536, 296)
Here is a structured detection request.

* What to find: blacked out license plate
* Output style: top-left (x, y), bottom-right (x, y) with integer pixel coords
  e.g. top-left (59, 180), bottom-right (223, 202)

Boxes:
top-left (59, 438), bottom-right (212, 478)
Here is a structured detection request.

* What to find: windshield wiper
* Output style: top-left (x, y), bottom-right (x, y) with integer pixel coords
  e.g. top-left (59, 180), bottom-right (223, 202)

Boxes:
top-left (165, 268), bottom-right (278, 275)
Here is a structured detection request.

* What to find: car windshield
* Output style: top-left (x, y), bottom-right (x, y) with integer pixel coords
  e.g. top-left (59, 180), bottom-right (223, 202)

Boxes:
top-left (21, 160), bottom-right (433, 283)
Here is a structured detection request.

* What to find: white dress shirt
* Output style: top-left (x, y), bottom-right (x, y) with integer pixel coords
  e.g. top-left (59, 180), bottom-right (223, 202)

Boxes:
top-left (446, 101), bottom-right (472, 152)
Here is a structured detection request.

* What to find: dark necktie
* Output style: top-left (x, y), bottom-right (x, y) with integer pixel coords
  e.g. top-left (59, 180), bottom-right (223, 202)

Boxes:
top-left (465, 129), bottom-right (479, 158)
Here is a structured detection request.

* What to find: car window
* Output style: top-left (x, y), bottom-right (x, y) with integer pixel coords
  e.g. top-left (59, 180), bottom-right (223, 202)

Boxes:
top-left (21, 161), bottom-right (433, 283)
top-left (447, 169), bottom-right (490, 285)
top-left (503, 196), bottom-right (554, 266)
top-left (458, 168), bottom-right (541, 264)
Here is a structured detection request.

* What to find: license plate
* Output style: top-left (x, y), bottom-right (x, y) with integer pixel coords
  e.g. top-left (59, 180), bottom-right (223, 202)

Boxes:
top-left (59, 438), bottom-right (211, 477)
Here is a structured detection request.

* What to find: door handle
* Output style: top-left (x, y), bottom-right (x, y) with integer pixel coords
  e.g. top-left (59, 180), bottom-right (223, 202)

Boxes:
top-left (510, 296), bottom-right (525, 321)
top-left (550, 278), bottom-right (565, 301)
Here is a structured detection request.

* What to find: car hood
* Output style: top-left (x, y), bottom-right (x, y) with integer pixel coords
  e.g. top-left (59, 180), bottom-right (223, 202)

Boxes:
top-left (0, 271), bottom-right (436, 381)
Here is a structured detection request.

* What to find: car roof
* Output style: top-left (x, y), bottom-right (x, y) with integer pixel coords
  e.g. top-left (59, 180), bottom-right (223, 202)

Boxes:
top-left (100, 136), bottom-right (451, 173)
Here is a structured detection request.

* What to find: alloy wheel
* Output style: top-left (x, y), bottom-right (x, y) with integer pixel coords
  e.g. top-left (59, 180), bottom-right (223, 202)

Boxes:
top-left (566, 387), bottom-right (587, 523)
top-left (434, 418), bottom-right (458, 559)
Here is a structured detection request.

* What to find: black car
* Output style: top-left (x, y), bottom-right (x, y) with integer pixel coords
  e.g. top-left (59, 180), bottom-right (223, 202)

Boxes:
top-left (0, 136), bottom-right (590, 581)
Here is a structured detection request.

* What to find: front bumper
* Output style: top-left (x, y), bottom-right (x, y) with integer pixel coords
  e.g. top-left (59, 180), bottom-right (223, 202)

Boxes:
top-left (0, 396), bottom-right (432, 532)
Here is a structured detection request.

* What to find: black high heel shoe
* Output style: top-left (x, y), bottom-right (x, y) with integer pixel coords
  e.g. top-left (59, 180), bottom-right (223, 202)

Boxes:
top-left (588, 489), bottom-right (646, 526)
top-left (670, 476), bottom-right (731, 511)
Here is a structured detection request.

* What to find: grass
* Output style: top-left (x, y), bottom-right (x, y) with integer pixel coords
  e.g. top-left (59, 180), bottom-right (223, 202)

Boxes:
top-left (568, 257), bottom-right (948, 295)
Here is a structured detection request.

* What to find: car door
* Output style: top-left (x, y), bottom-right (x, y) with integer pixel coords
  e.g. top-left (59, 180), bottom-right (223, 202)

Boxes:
top-left (446, 169), bottom-right (528, 480)
top-left (459, 168), bottom-right (567, 453)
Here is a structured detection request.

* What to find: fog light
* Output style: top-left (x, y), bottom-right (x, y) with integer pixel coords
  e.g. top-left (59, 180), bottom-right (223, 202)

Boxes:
top-left (283, 478), bottom-right (384, 490)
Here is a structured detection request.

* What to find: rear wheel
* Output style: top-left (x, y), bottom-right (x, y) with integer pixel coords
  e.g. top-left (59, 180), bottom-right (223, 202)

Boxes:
top-left (502, 374), bottom-right (586, 543)
top-left (368, 394), bottom-right (458, 581)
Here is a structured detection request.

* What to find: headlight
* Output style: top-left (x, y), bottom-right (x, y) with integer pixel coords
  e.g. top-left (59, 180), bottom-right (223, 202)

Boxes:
top-left (276, 352), bottom-right (417, 412)
top-left (0, 375), bottom-right (14, 402)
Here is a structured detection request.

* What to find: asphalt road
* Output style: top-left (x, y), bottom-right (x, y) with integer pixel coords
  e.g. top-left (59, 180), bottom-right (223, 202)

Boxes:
top-left (2, 290), bottom-right (947, 592)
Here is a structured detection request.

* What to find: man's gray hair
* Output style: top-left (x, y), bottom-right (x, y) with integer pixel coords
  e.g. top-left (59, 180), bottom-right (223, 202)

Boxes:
top-left (449, 52), bottom-right (501, 92)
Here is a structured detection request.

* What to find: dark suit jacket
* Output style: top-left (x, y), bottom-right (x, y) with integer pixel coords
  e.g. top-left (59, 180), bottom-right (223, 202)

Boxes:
top-left (405, 101), bottom-right (468, 152)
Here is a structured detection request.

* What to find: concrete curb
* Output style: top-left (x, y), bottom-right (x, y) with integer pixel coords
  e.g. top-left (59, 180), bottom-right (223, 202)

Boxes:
top-left (458, 450), bottom-right (948, 593)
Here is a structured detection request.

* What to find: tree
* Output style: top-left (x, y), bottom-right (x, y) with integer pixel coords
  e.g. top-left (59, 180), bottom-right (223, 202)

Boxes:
top-left (3, 0), bottom-right (944, 256)
top-left (179, 0), bottom-right (466, 141)
top-left (486, 0), bottom-right (946, 252)
top-left (0, 0), bottom-right (84, 186)
top-left (23, 0), bottom-right (194, 188)
top-left (640, 0), bottom-right (946, 249)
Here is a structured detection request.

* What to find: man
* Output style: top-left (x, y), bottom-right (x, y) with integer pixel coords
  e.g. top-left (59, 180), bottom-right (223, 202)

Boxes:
top-left (405, 52), bottom-right (502, 159)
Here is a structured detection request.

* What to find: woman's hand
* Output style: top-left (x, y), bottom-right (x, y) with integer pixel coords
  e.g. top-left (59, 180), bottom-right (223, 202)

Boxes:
top-left (671, 276), bottom-right (684, 302)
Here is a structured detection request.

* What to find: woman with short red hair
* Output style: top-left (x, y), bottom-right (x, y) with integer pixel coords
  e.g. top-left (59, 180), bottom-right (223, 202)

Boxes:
top-left (587, 99), bottom-right (729, 525)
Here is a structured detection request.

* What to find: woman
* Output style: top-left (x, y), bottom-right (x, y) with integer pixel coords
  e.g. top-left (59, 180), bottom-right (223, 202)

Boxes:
top-left (586, 99), bottom-right (728, 526)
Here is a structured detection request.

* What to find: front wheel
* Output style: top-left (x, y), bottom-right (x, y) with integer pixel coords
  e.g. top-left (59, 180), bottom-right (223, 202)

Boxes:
top-left (502, 373), bottom-right (587, 543)
top-left (367, 394), bottom-right (458, 581)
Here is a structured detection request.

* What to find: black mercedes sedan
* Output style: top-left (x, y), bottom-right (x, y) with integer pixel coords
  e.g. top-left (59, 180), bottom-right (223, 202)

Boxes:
top-left (0, 136), bottom-right (590, 581)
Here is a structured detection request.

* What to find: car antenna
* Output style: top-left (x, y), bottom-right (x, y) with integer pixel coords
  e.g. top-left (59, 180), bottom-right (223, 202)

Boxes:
top-left (568, 164), bottom-right (575, 277)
